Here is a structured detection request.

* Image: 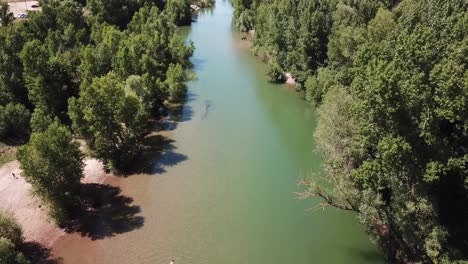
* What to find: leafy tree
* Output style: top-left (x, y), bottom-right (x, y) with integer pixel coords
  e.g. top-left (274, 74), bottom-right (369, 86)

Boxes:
top-left (87, 0), bottom-right (132, 28)
top-left (79, 24), bottom-right (123, 86)
top-left (125, 74), bottom-right (165, 113)
top-left (0, 238), bottom-right (29, 264)
top-left (265, 58), bottom-right (284, 83)
top-left (0, 211), bottom-right (28, 264)
top-left (30, 106), bottom-right (55, 133)
top-left (0, 24), bottom-right (28, 106)
top-left (114, 5), bottom-right (194, 79)
top-left (0, 1), bottom-right (14, 27)
top-left (235, 9), bottom-right (255, 32)
top-left (0, 103), bottom-right (31, 141)
top-left (165, 63), bottom-right (187, 101)
top-left (26, 0), bottom-right (88, 41)
top-left (236, 0), bottom-right (468, 262)
top-left (299, 0), bottom-right (468, 263)
top-left (0, 210), bottom-right (23, 246)
top-left (165, 0), bottom-right (191, 26)
top-left (69, 72), bottom-right (147, 170)
top-left (20, 40), bottom-right (77, 119)
top-left (17, 122), bottom-right (84, 223)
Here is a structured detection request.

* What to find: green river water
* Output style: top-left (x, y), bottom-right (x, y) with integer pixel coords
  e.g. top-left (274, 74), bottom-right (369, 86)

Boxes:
top-left (51, 1), bottom-right (384, 263)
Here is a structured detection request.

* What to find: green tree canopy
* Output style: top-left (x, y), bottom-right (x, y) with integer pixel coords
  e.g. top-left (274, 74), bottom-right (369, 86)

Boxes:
top-left (0, 103), bottom-right (30, 141)
top-left (17, 122), bottom-right (84, 222)
top-left (165, 0), bottom-right (191, 26)
top-left (0, 238), bottom-right (29, 264)
top-left (0, 1), bottom-right (14, 27)
top-left (69, 72), bottom-right (147, 171)
top-left (298, 0), bottom-right (468, 262)
top-left (0, 210), bottom-right (23, 246)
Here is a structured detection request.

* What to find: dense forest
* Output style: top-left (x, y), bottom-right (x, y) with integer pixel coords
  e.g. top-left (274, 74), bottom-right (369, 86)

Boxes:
top-left (233, 0), bottom-right (467, 263)
top-left (0, 0), bottom-right (196, 262)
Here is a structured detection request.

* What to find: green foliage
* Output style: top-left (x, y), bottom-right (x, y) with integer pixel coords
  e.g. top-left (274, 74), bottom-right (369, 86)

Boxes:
top-left (304, 76), bottom-right (321, 105)
top-left (0, 1), bottom-right (14, 27)
top-left (30, 107), bottom-right (55, 133)
top-left (20, 39), bottom-right (78, 120)
top-left (302, 0), bottom-right (467, 263)
top-left (17, 122), bottom-right (84, 223)
top-left (0, 210), bottom-right (23, 246)
top-left (0, 238), bottom-right (29, 264)
top-left (240, 0), bottom-right (335, 82)
top-left (166, 0), bottom-right (191, 26)
top-left (240, 0), bottom-right (468, 262)
top-left (235, 9), bottom-right (255, 32)
top-left (265, 59), bottom-right (284, 83)
top-left (79, 24), bottom-right (123, 86)
top-left (69, 73), bottom-right (147, 170)
top-left (0, 24), bottom-right (28, 106)
top-left (66, 1), bottom-right (193, 171)
top-left (0, 103), bottom-right (31, 140)
top-left (0, 211), bottom-right (28, 264)
top-left (0, 0), bottom-right (193, 143)
top-left (165, 63), bottom-right (187, 101)
top-left (86, 0), bottom-right (132, 28)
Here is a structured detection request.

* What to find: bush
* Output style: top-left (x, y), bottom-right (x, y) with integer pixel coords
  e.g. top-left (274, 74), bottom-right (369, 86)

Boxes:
top-left (305, 76), bottom-right (322, 105)
top-left (236, 9), bottom-right (255, 32)
top-left (265, 59), bottom-right (284, 83)
top-left (0, 237), bottom-right (29, 264)
top-left (165, 64), bottom-right (187, 102)
top-left (0, 103), bottom-right (31, 140)
top-left (166, 0), bottom-right (191, 26)
top-left (0, 210), bottom-right (23, 246)
top-left (30, 107), bottom-right (54, 133)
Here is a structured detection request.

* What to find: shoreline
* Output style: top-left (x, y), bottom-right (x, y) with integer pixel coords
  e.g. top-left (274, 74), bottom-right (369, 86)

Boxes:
top-left (0, 158), bottom-right (116, 247)
top-left (237, 31), bottom-right (297, 86)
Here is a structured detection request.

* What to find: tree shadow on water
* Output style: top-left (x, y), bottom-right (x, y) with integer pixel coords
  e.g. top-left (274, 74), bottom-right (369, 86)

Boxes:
top-left (63, 183), bottom-right (144, 240)
top-left (165, 92), bottom-right (196, 125)
top-left (128, 134), bottom-right (188, 175)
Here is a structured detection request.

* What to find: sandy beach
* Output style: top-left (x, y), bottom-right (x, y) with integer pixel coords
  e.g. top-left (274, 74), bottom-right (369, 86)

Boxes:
top-left (0, 158), bottom-right (115, 247)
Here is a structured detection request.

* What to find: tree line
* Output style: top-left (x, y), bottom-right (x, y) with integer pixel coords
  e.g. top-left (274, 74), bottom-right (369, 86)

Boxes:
top-left (0, 0), bottom-right (195, 250)
top-left (233, 0), bottom-right (467, 263)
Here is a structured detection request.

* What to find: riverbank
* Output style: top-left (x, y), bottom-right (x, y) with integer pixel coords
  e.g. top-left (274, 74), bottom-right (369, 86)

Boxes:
top-left (238, 31), bottom-right (297, 86)
top-left (0, 158), bottom-right (115, 247)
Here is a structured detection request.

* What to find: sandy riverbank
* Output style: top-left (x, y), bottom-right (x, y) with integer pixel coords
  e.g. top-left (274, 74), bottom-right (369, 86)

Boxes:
top-left (285, 72), bottom-right (296, 85)
top-left (0, 158), bottom-right (115, 247)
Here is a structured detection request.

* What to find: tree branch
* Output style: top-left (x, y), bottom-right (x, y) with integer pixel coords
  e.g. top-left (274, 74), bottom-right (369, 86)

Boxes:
top-left (297, 179), bottom-right (356, 212)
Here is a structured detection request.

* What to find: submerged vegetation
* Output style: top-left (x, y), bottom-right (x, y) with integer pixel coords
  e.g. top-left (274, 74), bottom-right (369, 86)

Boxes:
top-left (234, 0), bottom-right (467, 263)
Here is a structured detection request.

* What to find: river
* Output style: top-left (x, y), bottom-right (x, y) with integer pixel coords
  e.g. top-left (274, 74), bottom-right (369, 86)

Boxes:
top-left (51, 1), bottom-right (383, 263)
